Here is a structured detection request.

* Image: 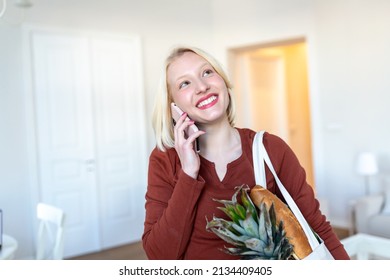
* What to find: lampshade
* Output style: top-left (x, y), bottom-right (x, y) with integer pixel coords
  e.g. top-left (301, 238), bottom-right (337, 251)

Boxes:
top-left (356, 152), bottom-right (379, 176)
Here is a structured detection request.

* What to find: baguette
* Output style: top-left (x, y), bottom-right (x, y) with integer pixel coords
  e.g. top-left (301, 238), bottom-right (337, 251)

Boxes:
top-left (250, 185), bottom-right (312, 259)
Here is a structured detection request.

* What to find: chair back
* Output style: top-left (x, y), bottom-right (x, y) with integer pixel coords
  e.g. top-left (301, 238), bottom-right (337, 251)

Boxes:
top-left (36, 203), bottom-right (65, 260)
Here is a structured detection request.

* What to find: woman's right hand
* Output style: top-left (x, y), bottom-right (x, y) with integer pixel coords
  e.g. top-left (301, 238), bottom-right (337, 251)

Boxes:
top-left (173, 113), bottom-right (205, 179)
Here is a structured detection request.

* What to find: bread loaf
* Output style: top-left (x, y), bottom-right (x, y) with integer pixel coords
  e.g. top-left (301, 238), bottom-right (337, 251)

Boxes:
top-left (250, 185), bottom-right (312, 259)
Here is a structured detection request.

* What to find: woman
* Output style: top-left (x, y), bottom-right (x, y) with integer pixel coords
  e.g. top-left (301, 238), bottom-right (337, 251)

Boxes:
top-left (142, 46), bottom-right (350, 260)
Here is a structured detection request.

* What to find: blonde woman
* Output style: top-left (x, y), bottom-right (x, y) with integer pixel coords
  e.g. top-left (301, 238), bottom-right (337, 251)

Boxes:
top-left (142, 46), bottom-right (349, 260)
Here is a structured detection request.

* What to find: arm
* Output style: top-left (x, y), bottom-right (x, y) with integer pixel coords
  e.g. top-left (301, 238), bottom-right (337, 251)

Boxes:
top-left (264, 133), bottom-right (350, 260)
top-left (142, 148), bottom-right (205, 259)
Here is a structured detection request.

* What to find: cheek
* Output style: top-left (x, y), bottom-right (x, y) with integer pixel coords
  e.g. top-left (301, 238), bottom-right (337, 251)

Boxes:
top-left (170, 90), bottom-right (181, 103)
top-left (172, 88), bottom-right (193, 102)
top-left (169, 86), bottom-right (181, 102)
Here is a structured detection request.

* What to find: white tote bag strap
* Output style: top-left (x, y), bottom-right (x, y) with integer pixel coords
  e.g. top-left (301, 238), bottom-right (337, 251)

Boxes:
top-left (253, 131), bottom-right (320, 250)
top-left (253, 131), bottom-right (267, 188)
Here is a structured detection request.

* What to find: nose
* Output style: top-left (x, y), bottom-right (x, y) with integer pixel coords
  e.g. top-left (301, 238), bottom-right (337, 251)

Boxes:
top-left (195, 79), bottom-right (210, 94)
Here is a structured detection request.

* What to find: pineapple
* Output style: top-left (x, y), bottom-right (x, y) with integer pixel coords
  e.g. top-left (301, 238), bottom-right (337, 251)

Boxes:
top-left (206, 184), bottom-right (296, 260)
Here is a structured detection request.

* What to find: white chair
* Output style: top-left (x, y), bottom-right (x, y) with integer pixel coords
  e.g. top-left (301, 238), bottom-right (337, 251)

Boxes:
top-left (36, 203), bottom-right (65, 260)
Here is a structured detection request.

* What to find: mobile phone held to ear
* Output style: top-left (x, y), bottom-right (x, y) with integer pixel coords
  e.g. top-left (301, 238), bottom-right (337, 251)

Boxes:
top-left (171, 102), bottom-right (200, 153)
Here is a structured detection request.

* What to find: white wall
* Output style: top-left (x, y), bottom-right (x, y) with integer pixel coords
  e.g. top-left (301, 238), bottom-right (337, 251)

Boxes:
top-left (212, 0), bottom-right (390, 226)
top-left (1, 0), bottom-right (390, 259)
top-left (310, 0), bottom-right (390, 224)
top-left (0, 25), bottom-right (35, 257)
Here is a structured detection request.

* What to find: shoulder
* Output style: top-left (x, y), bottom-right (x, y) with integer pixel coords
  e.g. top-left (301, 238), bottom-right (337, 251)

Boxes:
top-left (237, 128), bottom-right (289, 151)
top-left (247, 129), bottom-right (294, 165)
top-left (262, 131), bottom-right (300, 172)
top-left (236, 127), bottom-right (256, 143)
top-left (263, 132), bottom-right (290, 151)
top-left (263, 131), bottom-right (293, 160)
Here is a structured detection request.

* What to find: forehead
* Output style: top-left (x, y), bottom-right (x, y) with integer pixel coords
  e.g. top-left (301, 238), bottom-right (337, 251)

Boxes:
top-left (167, 52), bottom-right (209, 78)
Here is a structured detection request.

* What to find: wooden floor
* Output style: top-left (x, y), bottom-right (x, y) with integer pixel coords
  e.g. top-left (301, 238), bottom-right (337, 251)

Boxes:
top-left (333, 226), bottom-right (350, 240)
top-left (68, 226), bottom-right (350, 260)
top-left (68, 241), bottom-right (148, 260)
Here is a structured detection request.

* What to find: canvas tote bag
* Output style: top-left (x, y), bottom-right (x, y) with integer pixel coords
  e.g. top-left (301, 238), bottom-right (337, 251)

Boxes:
top-left (252, 131), bottom-right (334, 260)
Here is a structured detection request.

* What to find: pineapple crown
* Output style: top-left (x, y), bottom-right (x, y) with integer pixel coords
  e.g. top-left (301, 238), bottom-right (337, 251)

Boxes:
top-left (206, 184), bottom-right (294, 260)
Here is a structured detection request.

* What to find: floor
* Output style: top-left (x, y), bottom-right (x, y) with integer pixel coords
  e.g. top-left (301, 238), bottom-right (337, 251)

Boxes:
top-left (68, 226), bottom-right (350, 260)
top-left (68, 241), bottom-right (148, 260)
top-left (333, 226), bottom-right (349, 240)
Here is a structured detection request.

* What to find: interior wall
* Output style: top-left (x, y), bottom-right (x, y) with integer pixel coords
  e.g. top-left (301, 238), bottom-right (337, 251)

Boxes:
top-left (213, 0), bottom-right (390, 226)
top-left (0, 26), bottom-right (35, 257)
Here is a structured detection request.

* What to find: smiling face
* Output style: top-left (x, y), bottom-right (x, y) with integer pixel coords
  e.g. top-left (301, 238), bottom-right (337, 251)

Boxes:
top-left (167, 51), bottom-right (230, 125)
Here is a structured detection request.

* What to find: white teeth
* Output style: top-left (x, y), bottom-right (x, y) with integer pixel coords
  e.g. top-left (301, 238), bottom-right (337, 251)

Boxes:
top-left (197, 95), bottom-right (217, 108)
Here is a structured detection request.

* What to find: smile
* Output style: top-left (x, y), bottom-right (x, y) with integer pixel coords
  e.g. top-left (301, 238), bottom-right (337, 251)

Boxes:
top-left (197, 95), bottom-right (217, 108)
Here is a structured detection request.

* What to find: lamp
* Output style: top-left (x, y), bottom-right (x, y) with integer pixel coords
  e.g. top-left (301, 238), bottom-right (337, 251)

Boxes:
top-left (356, 152), bottom-right (378, 195)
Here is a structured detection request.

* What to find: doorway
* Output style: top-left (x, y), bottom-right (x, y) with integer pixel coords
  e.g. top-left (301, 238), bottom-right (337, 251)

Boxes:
top-left (229, 38), bottom-right (315, 188)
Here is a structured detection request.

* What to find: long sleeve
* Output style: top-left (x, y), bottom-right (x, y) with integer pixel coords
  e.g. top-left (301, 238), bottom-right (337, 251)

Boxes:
top-left (263, 133), bottom-right (350, 260)
top-left (142, 147), bottom-right (205, 259)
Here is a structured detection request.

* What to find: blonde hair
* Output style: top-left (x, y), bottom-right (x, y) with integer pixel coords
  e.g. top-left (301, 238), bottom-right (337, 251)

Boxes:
top-left (152, 46), bottom-right (236, 151)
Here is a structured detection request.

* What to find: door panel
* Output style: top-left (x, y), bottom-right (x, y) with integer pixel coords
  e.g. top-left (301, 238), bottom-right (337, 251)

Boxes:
top-left (249, 56), bottom-right (289, 141)
top-left (91, 38), bottom-right (146, 248)
top-left (32, 32), bottom-right (101, 257)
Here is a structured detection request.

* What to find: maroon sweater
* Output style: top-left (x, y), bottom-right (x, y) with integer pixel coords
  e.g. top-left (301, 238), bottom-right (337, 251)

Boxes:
top-left (142, 128), bottom-right (350, 260)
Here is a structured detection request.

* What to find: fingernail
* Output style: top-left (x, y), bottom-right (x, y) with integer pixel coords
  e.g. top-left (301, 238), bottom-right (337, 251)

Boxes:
top-left (181, 112), bottom-right (187, 116)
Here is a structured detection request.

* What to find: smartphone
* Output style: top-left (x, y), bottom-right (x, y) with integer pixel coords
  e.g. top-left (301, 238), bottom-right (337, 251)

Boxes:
top-left (171, 102), bottom-right (200, 153)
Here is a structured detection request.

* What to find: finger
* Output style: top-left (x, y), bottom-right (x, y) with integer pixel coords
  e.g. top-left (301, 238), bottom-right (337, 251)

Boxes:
top-left (186, 130), bottom-right (205, 143)
top-left (174, 112), bottom-right (188, 127)
top-left (173, 113), bottom-right (188, 138)
top-left (176, 117), bottom-right (194, 139)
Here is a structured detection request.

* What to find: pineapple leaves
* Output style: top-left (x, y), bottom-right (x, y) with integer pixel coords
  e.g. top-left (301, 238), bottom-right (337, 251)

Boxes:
top-left (239, 212), bottom-right (259, 238)
top-left (206, 184), bottom-right (294, 260)
top-left (241, 187), bottom-right (258, 221)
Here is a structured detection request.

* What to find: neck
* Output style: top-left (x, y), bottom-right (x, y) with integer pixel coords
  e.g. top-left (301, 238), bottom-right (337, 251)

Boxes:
top-left (198, 122), bottom-right (240, 158)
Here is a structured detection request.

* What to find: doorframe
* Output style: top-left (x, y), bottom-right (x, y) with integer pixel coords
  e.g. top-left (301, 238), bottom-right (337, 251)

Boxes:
top-left (227, 37), bottom-right (324, 193)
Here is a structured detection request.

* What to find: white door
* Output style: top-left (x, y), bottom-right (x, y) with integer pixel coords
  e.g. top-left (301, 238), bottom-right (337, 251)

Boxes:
top-left (91, 38), bottom-right (146, 247)
top-left (30, 30), bottom-right (147, 258)
top-left (32, 32), bottom-right (101, 257)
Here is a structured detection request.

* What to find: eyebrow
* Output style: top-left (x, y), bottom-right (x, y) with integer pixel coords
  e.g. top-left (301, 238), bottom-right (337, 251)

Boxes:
top-left (174, 62), bottom-right (210, 82)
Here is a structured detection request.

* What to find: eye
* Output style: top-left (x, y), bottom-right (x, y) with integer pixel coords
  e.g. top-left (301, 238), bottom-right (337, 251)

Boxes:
top-left (179, 80), bottom-right (190, 89)
top-left (202, 69), bottom-right (213, 77)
